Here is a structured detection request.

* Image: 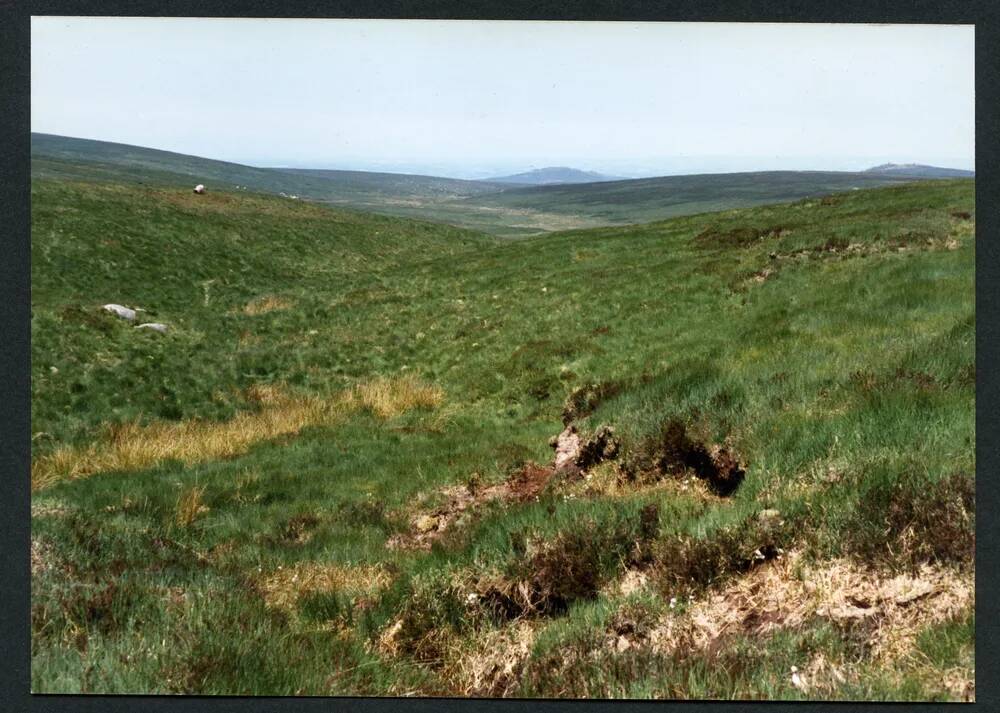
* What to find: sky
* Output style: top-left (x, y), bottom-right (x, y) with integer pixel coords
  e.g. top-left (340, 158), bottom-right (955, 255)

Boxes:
top-left (31, 18), bottom-right (975, 179)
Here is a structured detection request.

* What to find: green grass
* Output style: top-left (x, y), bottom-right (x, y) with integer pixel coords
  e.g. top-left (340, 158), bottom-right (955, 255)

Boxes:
top-left (31, 175), bottom-right (974, 698)
top-left (33, 133), bottom-right (965, 238)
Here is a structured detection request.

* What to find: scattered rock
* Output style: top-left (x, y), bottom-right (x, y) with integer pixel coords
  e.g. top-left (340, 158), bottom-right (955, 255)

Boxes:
top-left (551, 425), bottom-right (581, 470)
top-left (550, 423), bottom-right (620, 472)
top-left (135, 322), bottom-right (169, 334)
top-left (102, 303), bottom-right (138, 321)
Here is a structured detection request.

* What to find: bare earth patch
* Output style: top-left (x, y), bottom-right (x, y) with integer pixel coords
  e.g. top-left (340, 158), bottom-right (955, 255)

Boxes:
top-left (386, 480), bottom-right (513, 552)
top-left (387, 458), bottom-right (572, 552)
top-left (645, 552), bottom-right (972, 665)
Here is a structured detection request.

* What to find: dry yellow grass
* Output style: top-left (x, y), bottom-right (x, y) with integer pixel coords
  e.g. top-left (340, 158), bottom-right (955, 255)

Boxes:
top-left (258, 561), bottom-right (394, 627)
top-left (242, 294), bottom-right (294, 315)
top-left (350, 374), bottom-right (444, 419)
top-left (646, 552), bottom-right (973, 664)
top-left (31, 375), bottom-right (444, 491)
top-left (444, 621), bottom-right (537, 697)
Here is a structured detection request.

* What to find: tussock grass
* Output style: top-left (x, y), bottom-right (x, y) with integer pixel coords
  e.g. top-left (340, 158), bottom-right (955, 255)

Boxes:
top-left (258, 562), bottom-right (394, 620)
top-left (31, 375), bottom-right (444, 491)
top-left (351, 375), bottom-right (445, 419)
top-left (174, 485), bottom-right (209, 528)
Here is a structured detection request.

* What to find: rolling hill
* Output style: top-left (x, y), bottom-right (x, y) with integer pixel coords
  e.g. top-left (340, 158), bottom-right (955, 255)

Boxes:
top-left (30, 172), bottom-right (974, 698)
top-left (31, 132), bottom-right (503, 202)
top-left (31, 133), bottom-right (973, 237)
top-left (467, 169), bottom-right (964, 225)
top-left (863, 163), bottom-right (975, 179)
top-left (487, 166), bottom-right (623, 185)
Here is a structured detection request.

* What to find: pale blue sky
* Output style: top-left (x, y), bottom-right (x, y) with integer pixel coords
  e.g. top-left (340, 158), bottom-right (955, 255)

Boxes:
top-left (31, 18), bottom-right (974, 179)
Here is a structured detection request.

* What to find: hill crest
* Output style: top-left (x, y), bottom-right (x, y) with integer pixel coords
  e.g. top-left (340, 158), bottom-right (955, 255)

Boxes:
top-left (487, 166), bottom-right (622, 185)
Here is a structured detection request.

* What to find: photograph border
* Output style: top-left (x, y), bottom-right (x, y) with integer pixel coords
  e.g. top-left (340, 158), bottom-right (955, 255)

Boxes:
top-left (3, 2), bottom-right (996, 711)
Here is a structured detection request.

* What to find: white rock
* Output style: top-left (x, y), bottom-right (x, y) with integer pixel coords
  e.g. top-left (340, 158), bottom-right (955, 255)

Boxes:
top-left (103, 304), bottom-right (137, 321)
top-left (193, 184), bottom-right (205, 194)
top-left (135, 322), bottom-right (169, 334)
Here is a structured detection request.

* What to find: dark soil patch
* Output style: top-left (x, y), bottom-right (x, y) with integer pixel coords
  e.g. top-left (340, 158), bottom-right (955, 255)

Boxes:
top-left (575, 425), bottom-right (621, 469)
top-left (507, 462), bottom-right (558, 502)
top-left (846, 471), bottom-right (974, 567)
top-left (478, 520), bottom-right (640, 621)
top-left (625, 419), bottom-right (745, 496)
top-left (695, 225), bottom-right (788, 249)
top-left (951, 211), bottom-right (972, 220)
top-left (652, 517), bottom-right (789, 593)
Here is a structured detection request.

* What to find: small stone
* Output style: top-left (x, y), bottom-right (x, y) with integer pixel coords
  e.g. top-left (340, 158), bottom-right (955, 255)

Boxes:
top-left (103, 303), bottom-right (137, 321)
top-left (135, 323), bottom-right (169, 334)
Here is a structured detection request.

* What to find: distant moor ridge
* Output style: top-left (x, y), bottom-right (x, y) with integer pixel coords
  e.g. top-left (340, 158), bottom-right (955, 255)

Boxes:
top-left (31, 133), bottom-right (973, 237)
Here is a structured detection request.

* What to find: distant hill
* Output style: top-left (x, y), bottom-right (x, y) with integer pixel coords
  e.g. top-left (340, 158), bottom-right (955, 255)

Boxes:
top-left (31, 133), bottom-right (975, 237)
top-left (864, 163), bottom-right (974, 178)
top-left (30, 133), bottom-right (504, 201)
top-left (470, 169), bottom-right (974, 226)
top-left (487, 166), bottom-right (623, 185)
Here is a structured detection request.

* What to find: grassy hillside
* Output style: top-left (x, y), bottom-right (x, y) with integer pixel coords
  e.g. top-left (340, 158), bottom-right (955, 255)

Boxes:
top-left (31, 177), bottom-right (974, 699)
top-left (32, 133), bottom-right (502, 199)
top-left (472, 170), bottom-right (946, 225)
top-left (34, 134), bottom-right (960, 238)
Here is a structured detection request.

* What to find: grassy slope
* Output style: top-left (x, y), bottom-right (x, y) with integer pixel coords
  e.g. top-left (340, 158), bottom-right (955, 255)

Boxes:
top-left (32, 133), bottom-right (501, 199)
top-left (31, 178), bottom-right (974, 698)
top-left (35, 133), bottom-right (957, 238)
top-left (472, 170), bottom-right (940, 225)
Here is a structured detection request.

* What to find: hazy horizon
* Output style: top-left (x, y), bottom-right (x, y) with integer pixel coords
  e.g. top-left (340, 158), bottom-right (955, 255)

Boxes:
top-left (32, 19), bottom-right (974, 180)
